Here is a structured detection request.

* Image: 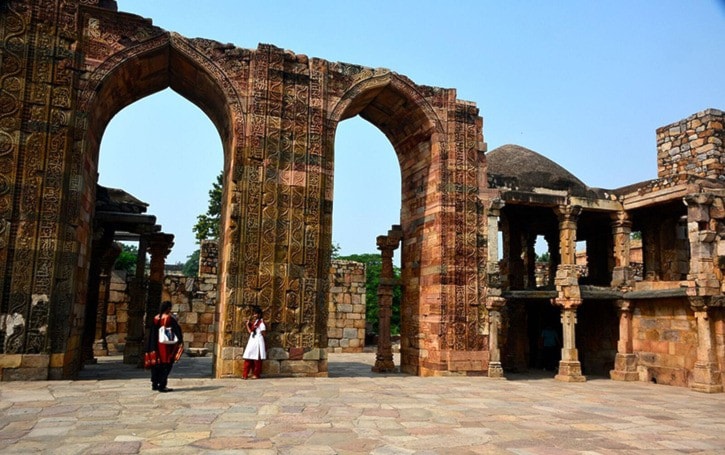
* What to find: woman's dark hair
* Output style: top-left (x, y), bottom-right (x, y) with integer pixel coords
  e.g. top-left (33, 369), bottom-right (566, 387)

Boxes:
top-left (159, 301), bottom-right (172, 314)
top-left (252, 305), bottom-right (263, 317)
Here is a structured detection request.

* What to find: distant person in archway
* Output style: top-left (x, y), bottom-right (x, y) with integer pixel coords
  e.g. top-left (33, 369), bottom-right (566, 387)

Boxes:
top-left (243, 305), bottom-right (266, 379)
top-left (540, 324), bottom-right (560, 372)
top-left (146, 301), bottom-right (183, 392)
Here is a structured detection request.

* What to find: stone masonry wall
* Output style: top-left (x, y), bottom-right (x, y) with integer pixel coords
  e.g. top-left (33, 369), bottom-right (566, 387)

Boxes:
top-left (104, 271), bottom-right (217, 355)
top-left (657, 108), bottom-right (725, 184)
top-left (327, 260), bottom-right (367, 353)
top-left (632, 298), bottom-right (698, 388)
top-left (103, 255), bottom-right (364, 357)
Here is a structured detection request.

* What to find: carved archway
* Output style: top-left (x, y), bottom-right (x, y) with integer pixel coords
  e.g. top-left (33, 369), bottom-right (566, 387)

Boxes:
top-left (77, 32), bottom-right (242, 375)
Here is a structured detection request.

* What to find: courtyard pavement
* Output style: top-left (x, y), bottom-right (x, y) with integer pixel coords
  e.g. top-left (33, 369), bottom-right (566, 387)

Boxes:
top-left (1, 352), bottom-right (724, 454)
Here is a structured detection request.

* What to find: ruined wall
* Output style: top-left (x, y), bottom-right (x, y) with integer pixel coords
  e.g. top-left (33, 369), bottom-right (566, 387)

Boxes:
top-left (103, 270), bottom-right (129, 354)
top-left (632, 299), bottom-right (698, 387)
top-left (657, 108), bottom-right (725, 184)
top-left (327, 260), bottom-right (366, 353)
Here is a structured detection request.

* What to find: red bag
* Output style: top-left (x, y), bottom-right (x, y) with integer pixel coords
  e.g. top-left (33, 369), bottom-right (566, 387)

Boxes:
top-left (144, 351), bottom-right (158, 369)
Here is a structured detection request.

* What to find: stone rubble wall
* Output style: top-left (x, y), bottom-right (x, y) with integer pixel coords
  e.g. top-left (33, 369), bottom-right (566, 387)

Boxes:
top-left (327, 260), bottom-right (367, 353)
top-left (103, 256), bottom-right (366, 357)
top-left (657, 108), bottom-right (725, 184)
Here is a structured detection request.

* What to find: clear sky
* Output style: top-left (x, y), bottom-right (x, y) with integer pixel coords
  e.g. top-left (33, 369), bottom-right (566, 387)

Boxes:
top-left (99, 1), bottom-right (725, 264)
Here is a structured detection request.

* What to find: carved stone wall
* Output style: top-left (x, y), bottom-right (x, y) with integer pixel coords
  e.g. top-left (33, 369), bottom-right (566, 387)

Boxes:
top-left (0, 0), bottom-right (488, 379)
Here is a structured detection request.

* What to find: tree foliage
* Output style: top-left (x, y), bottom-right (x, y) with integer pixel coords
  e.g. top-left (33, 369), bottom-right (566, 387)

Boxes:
top-left (336, 253), bottom-right (401, 335)
top-left (183, 249), bottom-right (200, 277)
top-left (193, 171), bottom-right (223, 242)
top-left (113, 243), bottom-right (139, 274)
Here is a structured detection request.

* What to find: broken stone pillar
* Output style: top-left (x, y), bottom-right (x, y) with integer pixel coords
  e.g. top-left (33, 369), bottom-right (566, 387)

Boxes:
top-left (690, 299), bottom-right (723, 393)
top-left (610, 299), bottom-right (638, 381)
top-left (610, 211), bottom-right (633, 288)
top-left (485, 296), bottom-right (506, 378)
top-left (372, 226), bottom-right (402, 373)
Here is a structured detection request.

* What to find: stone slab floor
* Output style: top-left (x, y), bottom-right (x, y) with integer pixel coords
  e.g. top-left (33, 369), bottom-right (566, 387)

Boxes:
top-left (1, 352), bottom-right (724, 454)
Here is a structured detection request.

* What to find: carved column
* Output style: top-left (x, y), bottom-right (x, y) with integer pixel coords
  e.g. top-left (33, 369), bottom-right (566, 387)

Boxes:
top-left (553, 204), bottom-right (585, 382)
top-left (93, 242), bottom-right (122, 357)
top-left (373, 226), bottom-right (402, 373)
top-left (485, 296), bottom-right (506, 378)
top-left (690, 298), bottom-right (723, 393)
top-left (610, 211), bottom-right (633, 288)
top-left (610, 299), bottom-right (638, 381)
top-left (124, 236), bottom-right (148, 365)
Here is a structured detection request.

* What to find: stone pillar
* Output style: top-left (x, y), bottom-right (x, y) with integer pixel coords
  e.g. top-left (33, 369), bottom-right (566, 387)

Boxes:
top-left (685, 194), bottom-right (720, 294)
top-left (610, 299), bottom-right (638, 381)
top-left (690, 299), bottom-right (723, 393)
top-left (553, 204), bottom-right (585, 382)
top-left (525, 234), bottom-right (536, 289)
top-left (544, 232), bottom-right (560, 288)
top-left (372, 226), bottom-right (402, 373)
top-left (554, 302), bottom-right (586, 382)
top-left (146, 233), bottom-right (174, 326)
top-left (611, 211), bottom-right (633, 288)
top-left (485, 296), bottom-right (506, 378)
top-left (486, 199), bottom-right (504, 289)
top-left (82, 227), bottom-right (114, 365)
top-left (124, 236), bottom-right (148, 365)
top-left (93, 242), bottom-right (122, 357)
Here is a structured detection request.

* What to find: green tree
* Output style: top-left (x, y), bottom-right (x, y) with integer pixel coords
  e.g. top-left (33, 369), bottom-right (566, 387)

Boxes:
top-left (183, 249), bottom-right (200, 277)
top-left (336, 253), bottom-right (402, 335)
top-left (536, 251), bottom-right (550, 263)
top-left (114, 243), bottom-right (139, 274)
top-left (193, 172), bottom-right (223, 242)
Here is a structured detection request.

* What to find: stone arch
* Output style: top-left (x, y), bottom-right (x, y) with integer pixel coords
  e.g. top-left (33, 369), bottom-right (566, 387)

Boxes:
top-left (328, 71), bottom-right (448, 374)
top-left (76, 32), bottom-right (244, 371)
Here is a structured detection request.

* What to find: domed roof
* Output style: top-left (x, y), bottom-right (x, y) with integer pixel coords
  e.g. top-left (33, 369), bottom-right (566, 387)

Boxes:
top-left (487, 144), bottom-right (589, 196)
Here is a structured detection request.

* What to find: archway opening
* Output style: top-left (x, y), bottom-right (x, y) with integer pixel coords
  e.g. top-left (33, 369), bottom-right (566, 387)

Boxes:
top-left (330, 77), bottom-right (437, 376)
top-left (328, 115), bottom-right (402, 374)
top-left (79, 41), bottom-right (233, 381)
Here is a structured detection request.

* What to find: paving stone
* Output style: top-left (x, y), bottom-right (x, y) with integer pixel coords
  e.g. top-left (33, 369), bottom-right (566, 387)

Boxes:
top-left (0, 353), bottom-right (724, 453)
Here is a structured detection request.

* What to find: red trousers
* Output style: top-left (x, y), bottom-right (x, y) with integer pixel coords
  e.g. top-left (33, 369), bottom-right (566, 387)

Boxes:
top-left (243, 359), bottom-right (262, 379)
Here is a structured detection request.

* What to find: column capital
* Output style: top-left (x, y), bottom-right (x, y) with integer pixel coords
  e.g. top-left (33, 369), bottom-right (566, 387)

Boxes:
top-left (555, 204), bottom-right (582, 223)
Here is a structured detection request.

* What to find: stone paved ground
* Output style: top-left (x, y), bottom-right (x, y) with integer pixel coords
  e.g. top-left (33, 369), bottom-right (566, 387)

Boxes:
top-left (1, 353), bottom-right (724, 454)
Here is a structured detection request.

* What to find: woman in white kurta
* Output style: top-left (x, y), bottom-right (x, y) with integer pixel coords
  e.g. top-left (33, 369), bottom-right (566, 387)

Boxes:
top-left (242, 306), bottom-right (266, 379)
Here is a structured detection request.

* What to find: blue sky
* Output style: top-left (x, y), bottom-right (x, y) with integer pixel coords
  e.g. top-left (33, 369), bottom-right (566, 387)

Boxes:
top-left (99, 1), bottom-right (725, 264)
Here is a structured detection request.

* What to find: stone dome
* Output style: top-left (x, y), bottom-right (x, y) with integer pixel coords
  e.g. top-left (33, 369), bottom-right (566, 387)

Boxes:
top-left (486, 144), bottom-right (590, 196)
